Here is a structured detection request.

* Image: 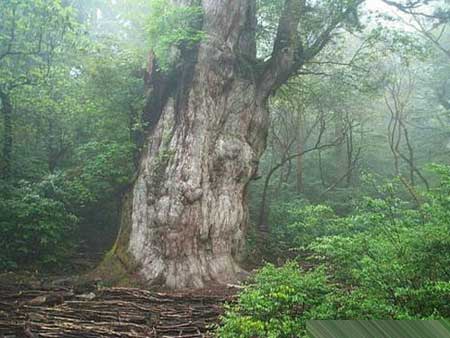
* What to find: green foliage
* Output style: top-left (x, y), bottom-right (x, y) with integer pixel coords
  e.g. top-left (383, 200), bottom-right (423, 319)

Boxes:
top-left (67, 141), bottom-right (135, 205)
top-left (0, 0), bottom-right (144, 269)
top-left (310, 167), bottom-right (450, 292)
top-left (0, 0), bottom-right (78, 90)
top-left (0, 140), bottom-right (134, 270)
top-left (267, 201), bottom-right (340, 260)
top-left (0, 179), bottom-right (78, 270)
top-left (221, 166), bottom-right (450, 337)
top-left (145, 0), bottom-right (204, 70)
top-left (218, 263), bottom-right (333, 338)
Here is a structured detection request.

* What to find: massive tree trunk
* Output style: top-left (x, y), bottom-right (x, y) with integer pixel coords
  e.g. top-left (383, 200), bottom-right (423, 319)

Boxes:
top-left (101, 0), bottom-right (361, 289)
top-left (103, 0), bottom-right (270, 289)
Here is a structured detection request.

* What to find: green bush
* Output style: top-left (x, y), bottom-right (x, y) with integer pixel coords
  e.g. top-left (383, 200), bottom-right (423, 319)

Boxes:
top-left (220, 165), bottom-right (450, 337)
top-left (66, 141), bottom-right (135, 205)
top-left (0, 141), bottom-right (135, 270)
top-left (0, 179), bottom-right (78, 270)
top-left (264, 200), bottom-right (342, 262)
top-left (218, 262), bottom-right (333, 338)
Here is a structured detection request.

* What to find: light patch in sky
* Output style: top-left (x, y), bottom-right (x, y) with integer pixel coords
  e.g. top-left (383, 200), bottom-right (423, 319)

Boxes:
top-left (96, 8), bottom-right (103, 20)
top-left (365, 0), bottom-right (399, 14)
top-left (362, 0), bottom-right (416, 31)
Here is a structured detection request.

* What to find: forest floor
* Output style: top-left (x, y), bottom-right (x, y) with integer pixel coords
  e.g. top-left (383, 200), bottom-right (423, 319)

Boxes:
top-left (0, 273), bottom-right (237, 338)
top-left (0, 249), bottom-right (238, 338)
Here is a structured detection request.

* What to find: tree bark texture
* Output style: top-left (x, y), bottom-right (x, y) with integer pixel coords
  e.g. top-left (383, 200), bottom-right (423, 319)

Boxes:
top-left (107, 0), bottom-right (271, 289)
top-left (104, 0), bottom-right (362, 289)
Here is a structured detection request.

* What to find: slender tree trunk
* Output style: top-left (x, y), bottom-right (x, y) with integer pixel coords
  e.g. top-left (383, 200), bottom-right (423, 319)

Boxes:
top-left (334, 111), bottom-right (346, 186)
top-left (258, 178), bottom-right (271, 234)
top-left (103, 0), bottom-right (271, 289)
top-left (0, 91), bottom-right (12, 179)
top-left (296, 122), bottom-right (305, 193)
top-left (345, 118), bottom-right (353, 186)
top-left (318, 150), bottom-right (326, 187)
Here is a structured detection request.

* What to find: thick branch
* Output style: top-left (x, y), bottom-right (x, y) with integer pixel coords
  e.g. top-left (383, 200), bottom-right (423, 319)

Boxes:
top-left (258, 0), bottom-right (364, 98)
top-left (258, 0), bottom-right (305, 97)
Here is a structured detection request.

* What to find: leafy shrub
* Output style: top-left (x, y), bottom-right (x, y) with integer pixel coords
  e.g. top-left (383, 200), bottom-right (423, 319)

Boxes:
top-left (66, 141), bottom-right (135, 205)
top-left (264, 200), bottom-right (342, 262)
top-left (220, 165), bottom-right (450, 337)
top-left (0, 179), bottom-right (78, 270)
top-left (0, 141), bottom-right (134, 270)
top-left (217, 262), bottom-right (333, 338)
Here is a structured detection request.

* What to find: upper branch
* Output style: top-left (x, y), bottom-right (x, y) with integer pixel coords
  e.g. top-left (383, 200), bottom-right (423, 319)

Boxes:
top-left (382, 0), bottom-right (448, 21)
top-left (258, 0), bottom-right (364, 99)
top-left (258, 0), bottom-right (304, 98)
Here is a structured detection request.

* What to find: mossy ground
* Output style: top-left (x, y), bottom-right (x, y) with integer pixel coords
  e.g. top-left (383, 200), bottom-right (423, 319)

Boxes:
top-left (91, 192), bottom-right (146, 288)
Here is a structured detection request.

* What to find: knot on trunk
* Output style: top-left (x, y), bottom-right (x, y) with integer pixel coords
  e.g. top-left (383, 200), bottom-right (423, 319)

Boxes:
top-left (183, 187), bottom-right (203, 204)
top-left (214, 136), bottom-right (255, 181)
top-left (153, 196), bottom-right (184, 228)
top-left (215, 136), bottom-right (245, 160)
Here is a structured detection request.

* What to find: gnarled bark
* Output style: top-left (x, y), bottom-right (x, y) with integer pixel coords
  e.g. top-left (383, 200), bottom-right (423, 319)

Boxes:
top-left (103, 0), bottom-right (363, 289)
top-left (103, 0), bottom-right (268, 289)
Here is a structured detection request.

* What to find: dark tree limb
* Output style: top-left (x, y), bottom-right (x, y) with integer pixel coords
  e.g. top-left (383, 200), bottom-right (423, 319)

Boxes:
top-left (258, 113), bottom-right (345, 230)
top-left (319, 147), bottom-right (361, 198)
top-left (258, 0), bottom-right (364, 98)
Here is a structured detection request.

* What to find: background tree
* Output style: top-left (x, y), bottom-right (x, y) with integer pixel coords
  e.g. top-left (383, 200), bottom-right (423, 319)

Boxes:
top-left (0, 0), bottom-right (143, 269)
top-left (0, 0), bottom-right (75, 179)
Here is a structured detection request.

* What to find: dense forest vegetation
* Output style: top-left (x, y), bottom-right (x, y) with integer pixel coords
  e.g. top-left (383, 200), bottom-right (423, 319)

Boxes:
top-left (1, 0), bottom-right (450, 337)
